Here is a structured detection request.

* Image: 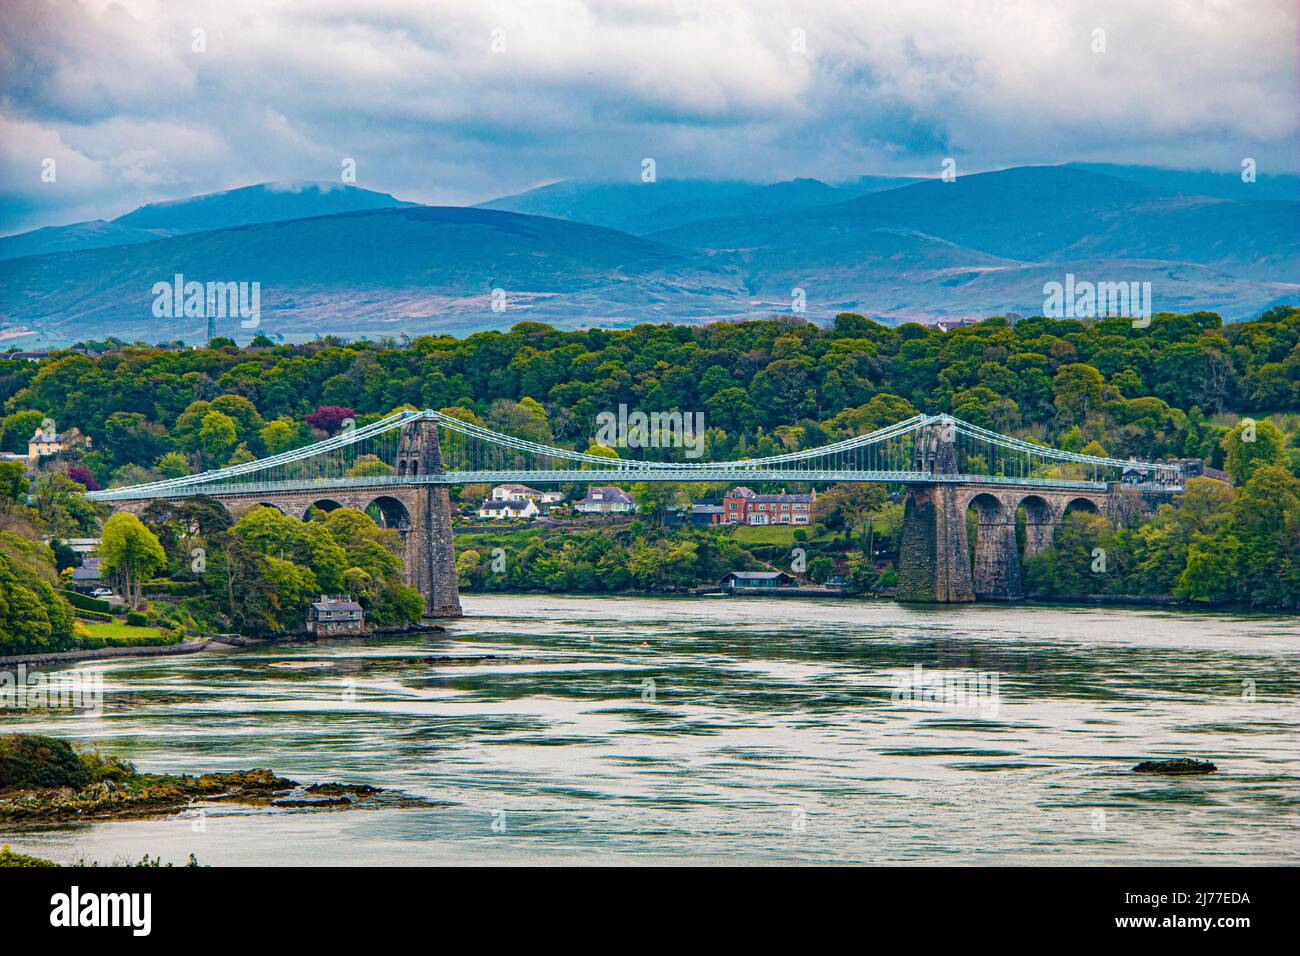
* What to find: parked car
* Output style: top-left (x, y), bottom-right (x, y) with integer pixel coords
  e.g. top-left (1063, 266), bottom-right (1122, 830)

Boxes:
top-left (90, 587), bottom-right (115, 599)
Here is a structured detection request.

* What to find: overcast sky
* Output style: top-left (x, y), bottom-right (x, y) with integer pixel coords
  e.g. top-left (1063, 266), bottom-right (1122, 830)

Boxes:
top-left (1, 0), bottom-right (1296, 233)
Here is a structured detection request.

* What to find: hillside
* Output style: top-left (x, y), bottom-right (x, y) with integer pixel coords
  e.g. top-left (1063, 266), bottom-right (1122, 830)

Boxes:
top-left (0, 206), bottom-right (749, 344)
top-left (1, 165), bottom-right (1295, 346)
top-left (0, 182), bottom-right (411, 262)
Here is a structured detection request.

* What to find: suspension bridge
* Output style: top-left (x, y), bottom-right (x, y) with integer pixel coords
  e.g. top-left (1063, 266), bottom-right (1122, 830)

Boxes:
top-left (88, 410), bottom-right (1185, 613)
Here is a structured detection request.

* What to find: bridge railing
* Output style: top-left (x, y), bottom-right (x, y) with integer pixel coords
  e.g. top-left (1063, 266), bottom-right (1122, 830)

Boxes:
top-left (86, 409), bottom-right (1184, 502)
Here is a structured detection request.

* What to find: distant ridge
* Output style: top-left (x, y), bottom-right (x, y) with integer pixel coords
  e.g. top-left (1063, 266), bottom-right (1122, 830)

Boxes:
top-left (1, 165), bottom-right (1295, 347)
top-left (0, 182), bottom-right (412, 261)
top-left (476, 175), bottom-right (915, 235)
top-left (113, 181), bottom-right (414, 235)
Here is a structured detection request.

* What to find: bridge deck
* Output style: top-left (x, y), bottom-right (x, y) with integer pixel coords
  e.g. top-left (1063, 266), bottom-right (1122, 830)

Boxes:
top-left (85, 471), bottom-right (1181, 502)
top-left (84, 410), bottom-right (1186, 504)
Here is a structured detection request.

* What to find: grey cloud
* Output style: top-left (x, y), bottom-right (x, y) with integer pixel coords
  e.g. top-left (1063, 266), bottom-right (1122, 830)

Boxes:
top-left (0, 0), bottom-right (1295, 233)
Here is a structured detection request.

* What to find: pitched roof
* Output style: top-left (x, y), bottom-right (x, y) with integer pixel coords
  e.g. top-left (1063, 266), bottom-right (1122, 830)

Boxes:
top-left (723, 570), bottom-right (792, 581)
top-left (311, 599), bottom-right (363, 612)
top-left (580, 486), bottom-right (633, 502)
top-left (478, 499), bottom-right (535, 511)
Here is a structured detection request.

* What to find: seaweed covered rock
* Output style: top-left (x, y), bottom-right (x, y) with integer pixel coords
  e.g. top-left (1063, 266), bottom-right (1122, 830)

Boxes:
top-left (0, 735), bottom-right (90, 791)
top-left (1132, 758), bottom-right (1217, 775)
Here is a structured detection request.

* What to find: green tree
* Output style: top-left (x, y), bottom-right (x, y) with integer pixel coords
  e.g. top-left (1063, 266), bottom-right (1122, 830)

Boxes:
top-left (814, 484), bottom-right (886, 547)
top-left (1220, 418), bottom-right (1286, 485)
top-left (345, 454), bottom-right (395, 477)
top-left (704, 387), bottom-right (759, 432)
top-left (1052, 363), bottom-right (1105, 426)
top-left (1225, 464), bottom-right (1300, 608)
top-left (0, 529), bottom-right (77, 654)
top-left (156, 451), bottom-right (191, 479)
top-left (259, 417), bottom-right (305, 455)
top-left (488, 397), bottom-right (552, 443)
top-left (0, 410), bottom-right (44, 454)
top-left (1175, 535), bottom-right (1243, 604)
top-left (31, 473), bottom-right (99, 538)
top-left (630, 482), bottom-right (687, 527)
top-left (0, 461), bottom-right (29, 505)
top-left (199, 410), bottom-right (238, 464)
top-left (457, 548), bottom-right (483, 589)
top-left (263, 557), bottom-right (319, 629)
top-left (98, 512), bottom-right (167, 609)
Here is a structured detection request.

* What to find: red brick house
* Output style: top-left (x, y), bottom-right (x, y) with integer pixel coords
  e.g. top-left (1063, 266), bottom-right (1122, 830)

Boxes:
top-left (723, 487), bottom-right (815, 526)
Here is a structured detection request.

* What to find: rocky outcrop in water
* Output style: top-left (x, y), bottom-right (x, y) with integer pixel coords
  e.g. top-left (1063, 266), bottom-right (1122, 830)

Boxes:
top-left (0, 733), bottom-right (423, 822)
top-left (1132, 758), bottom-right (1217, 775)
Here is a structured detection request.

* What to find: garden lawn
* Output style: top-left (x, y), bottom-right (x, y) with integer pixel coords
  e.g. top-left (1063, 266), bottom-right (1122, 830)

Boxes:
top-left (75, 621), bottom-right (177, 647)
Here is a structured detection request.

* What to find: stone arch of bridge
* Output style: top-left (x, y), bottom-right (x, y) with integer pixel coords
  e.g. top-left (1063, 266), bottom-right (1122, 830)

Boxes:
top-left (1061, 496), bottom-right (1101, 521)
top-left (965, 492), bottom-right (1022, 601)
top-left (1017, 494), bottom-right (1055, 561)
top-left (224, 499), bottom-right (302, 520)
top-left (367, 494), bottom-right (413, 534)
top-left (304, 498), bottom-right (345, 521)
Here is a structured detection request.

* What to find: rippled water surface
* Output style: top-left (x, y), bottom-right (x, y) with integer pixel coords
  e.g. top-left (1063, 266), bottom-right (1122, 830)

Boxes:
top-left (3, 595), bottom-right (1297, 865)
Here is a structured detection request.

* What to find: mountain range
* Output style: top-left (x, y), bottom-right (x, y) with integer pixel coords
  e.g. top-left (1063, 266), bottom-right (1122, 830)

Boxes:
top-left (0, 166), bottom-right (1295, 347)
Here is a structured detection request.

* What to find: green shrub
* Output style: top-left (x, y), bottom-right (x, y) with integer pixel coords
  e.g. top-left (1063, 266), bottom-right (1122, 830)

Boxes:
top-left (0, 734), bottom-right (90, 791)
top-left (143, 579), bottom-right (202, 597)
top-left (72, 608), bottom-right (114, 622)
top-left (63, 590), bottom-right (111, 613)
top-left (79, 749), bottom-right (136, 784)
top-left (125, 611), bottom-right (148, 627)
top-left (0, 844), bottom-right (58, 867)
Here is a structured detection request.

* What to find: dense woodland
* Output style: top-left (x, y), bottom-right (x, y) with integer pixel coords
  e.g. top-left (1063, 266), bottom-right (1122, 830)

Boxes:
top-left (1, 306), bottom-right (1298, 654)
top-left (2, 307), bottom-right (1299, 474)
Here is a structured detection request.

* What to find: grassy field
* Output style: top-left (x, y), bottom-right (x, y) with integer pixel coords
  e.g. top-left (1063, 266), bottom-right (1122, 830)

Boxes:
top-left (727, 524), bottom-right (840, 546)
top-left (75, 621), bottom-right (176, 647)
top-left (728, 525), bottom-right (802, 545)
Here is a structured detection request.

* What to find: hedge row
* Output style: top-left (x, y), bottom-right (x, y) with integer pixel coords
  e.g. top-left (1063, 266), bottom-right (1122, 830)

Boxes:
top-left (72, 608), bottom-right (115, 622)
top-left (143, 580), bottom-right (202, 597)
top-left (62, 590), bottom-right (112, 613)
top-left (75, 631), bottom-right (181, 650)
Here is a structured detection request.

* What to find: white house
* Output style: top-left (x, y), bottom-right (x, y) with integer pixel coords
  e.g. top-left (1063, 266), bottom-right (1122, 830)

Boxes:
top-left (490, 483), bottom-right (562, 504)
top-left (477, 497), bottom-right (541, 520)
top-left (574, 486), bottom-right (636, 514)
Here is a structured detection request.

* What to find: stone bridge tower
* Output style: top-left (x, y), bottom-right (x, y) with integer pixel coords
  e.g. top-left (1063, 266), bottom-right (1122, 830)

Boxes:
top-left (893, 418), bottom-right (1144, 603)
top-left (896, 418), bottom-right (976, 603)
top-left (398, 417), bottom-right (462, 617)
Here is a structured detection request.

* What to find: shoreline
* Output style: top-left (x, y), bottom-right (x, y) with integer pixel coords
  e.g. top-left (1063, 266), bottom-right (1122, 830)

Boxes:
top-left (0, 638), bottom-right (220, 669)
top-left (0, 623), bottom-right (451, 669)
top-left (4, 593), bottom-right (1292, 670)
top-left (460, 588), bottom-right (1297, 616)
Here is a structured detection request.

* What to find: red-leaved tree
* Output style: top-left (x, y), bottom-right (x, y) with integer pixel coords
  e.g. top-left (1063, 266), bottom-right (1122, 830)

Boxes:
top-left (67, 465), bottom-right (100, 491)
top-left (305, 405), bottom-right (357, 436)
